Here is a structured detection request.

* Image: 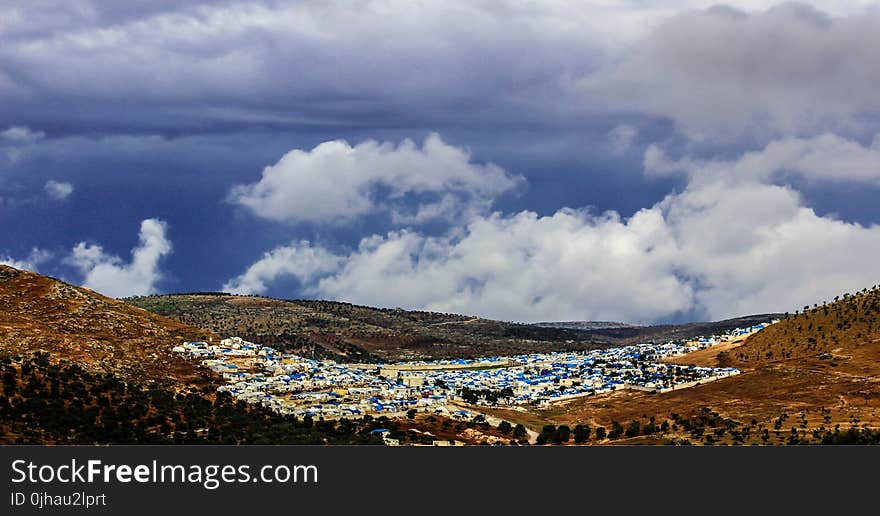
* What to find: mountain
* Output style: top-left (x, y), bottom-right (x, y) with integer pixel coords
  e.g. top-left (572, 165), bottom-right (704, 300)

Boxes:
top-left (0, 265), bottom-right (216, 388)
top-left (531, 321), bottom-right (639, 330)
top-left (124, 293), bottom-right (608, 362)
top-left (532, 314), bottom-right (784, 344)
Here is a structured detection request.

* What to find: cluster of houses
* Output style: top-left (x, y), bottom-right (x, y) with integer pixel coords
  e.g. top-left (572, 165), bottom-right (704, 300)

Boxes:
top-left (172, 322), bottom-right (775, 420)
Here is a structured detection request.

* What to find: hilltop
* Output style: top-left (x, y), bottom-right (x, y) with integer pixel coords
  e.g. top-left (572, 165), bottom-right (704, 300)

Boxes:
top-left (125, 293), bottom-right (607, 362)
top-left (533, 314), bottom-right (783, 345)
top-left (0, 265), bottom-right (216, 388)
top-left (532, 321), bottom-right (638, 331)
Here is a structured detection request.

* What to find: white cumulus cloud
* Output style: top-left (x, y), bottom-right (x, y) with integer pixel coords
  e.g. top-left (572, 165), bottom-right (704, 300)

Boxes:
top-left (0, 247), bottom-right (52, 272)
top-left (310, 209), bottom-right (694, 323)
top-left (224, 167), bottom-right (880, 323)
top-left (67, 218), bottom-right (172, 297)
top-left (44, 179), bottom-right (74, 200)
top-left (223, 241), bottom-right (343, 295)
top-left (645, 133), bottom-right (880, 185)
top-left (229, 133), bottom-right (522, 224)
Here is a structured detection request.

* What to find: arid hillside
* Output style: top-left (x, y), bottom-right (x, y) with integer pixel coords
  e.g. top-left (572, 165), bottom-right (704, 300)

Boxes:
top-left (125, 293), bottom-right (607, 362)
top-left (719, 288), bottom-right (880, 371)
top-left (0, 265), bottom-right (217, 388)
top-left (482, 285), bottom-right (880, 445)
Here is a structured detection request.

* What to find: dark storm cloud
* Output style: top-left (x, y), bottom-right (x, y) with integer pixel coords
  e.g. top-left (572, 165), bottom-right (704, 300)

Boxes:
top-left (0, 0), bottom-right (242, 40)
top-left (582, 2), bottom-right (880, 141)
top-left (4, 2), bottom-right (880, 142)
top-left (0, 0), bottom-right (607, 136)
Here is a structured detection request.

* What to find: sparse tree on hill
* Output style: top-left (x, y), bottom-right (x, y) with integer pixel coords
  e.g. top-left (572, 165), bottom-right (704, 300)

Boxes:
top-left (552, 425), bottom-right (571, 444)
top-left (625, 420), bottom-right (641, 438)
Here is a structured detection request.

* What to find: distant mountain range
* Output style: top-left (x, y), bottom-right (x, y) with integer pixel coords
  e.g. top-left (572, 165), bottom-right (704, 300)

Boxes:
top-left (534, 314), bottom-right (786, 346)
top-left (532, 321), bottom-right (639, 330)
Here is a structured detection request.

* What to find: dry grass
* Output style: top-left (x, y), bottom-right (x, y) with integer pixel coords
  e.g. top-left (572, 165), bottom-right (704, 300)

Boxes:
top-left (0, 265), bottom-right (218, 389)
top-left (479, 287), bottom-right (880, 444)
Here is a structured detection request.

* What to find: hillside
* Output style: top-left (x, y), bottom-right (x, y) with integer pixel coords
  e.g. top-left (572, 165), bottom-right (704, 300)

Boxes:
top-left (125, 294), bottom-right (607, 362)
top-left (482, 286), bottom-right (880, 445)
top-left (719, 290), bottom-right (880, 371)
top-left (0, 266), bottom-right (397, 445)
top-left (0, 265), bottom-right (216, 388)
top-left (0, 352), bottom-right (381, 445)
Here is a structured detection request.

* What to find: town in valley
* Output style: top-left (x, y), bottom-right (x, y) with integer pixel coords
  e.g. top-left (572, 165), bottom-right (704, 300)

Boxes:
top-left (173, 321), bottom-right (774, 442)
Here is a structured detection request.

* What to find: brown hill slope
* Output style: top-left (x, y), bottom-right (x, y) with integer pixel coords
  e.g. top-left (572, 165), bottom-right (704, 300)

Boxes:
top-left (719, 287), bottom-right (880, 372)
top-left (482, 285), bottom-right (880, 445)
top-left (0, 265), bottom-right (217, 388)
top-left (125, 293), bottom-right (607, 362)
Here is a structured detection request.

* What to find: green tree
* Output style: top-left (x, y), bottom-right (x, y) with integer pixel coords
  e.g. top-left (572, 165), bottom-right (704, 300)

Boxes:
top-left (537, 424), bottom-right (556, 445)
top-left (573, 424), bottom-right (591, 443)
top-left (625, 420), bottom-right (641, 438)
top-left (552, 425), bottom-right (571, 444)
top-left (608, 421), bottom-right (624, 439)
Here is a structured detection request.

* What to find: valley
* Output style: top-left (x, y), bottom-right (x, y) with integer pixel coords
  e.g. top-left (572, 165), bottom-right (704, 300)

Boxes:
top-left (3, 263), bottom-right (880, 445)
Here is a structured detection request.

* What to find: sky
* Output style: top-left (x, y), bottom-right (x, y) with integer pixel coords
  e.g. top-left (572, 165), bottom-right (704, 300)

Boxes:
top-left (2, 0), bottom-right (880, 324)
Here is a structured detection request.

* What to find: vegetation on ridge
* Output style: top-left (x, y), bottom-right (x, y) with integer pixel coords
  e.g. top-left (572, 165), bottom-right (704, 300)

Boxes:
top-left (125, 293), bottom-right (605, 362)
top-left (0, 351), bottom-right (381, 445)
